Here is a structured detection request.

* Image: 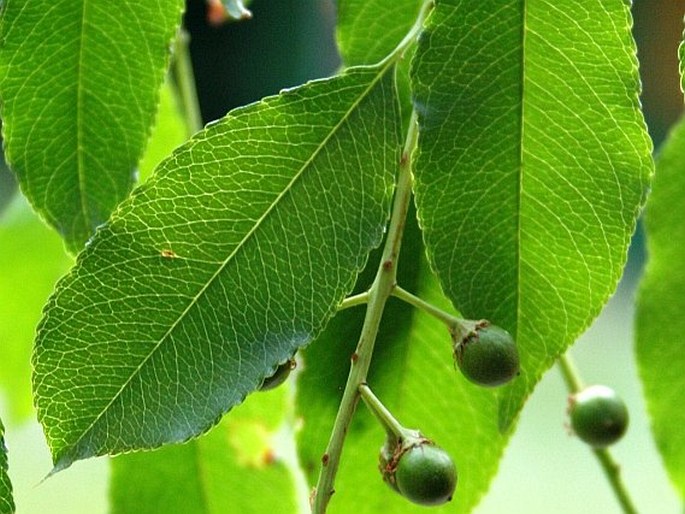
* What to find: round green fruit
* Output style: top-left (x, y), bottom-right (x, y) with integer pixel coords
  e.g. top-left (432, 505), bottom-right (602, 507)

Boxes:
top-left (394, 443), bottom-right (457, 506)
top-left (569, 385), bottom-right (629, 448)
top-left (454, 323), bottom-right (519, 387)
top-left (259, 359), bottom-right (295, 391)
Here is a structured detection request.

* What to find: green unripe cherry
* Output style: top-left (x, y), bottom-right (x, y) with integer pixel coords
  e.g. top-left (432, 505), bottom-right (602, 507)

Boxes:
top-left (259, 359), bottom-right (296, 391)
top-left (569, 385), bottom-right (629, 448)
top-left (454, 322), bottom-right (519, 387)
top-left (394, 442), bottom-right (457, 506)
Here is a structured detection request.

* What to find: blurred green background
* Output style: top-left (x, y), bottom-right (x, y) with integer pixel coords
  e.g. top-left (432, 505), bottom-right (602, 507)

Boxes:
top-left (1, 0), bottom-right (684, 512)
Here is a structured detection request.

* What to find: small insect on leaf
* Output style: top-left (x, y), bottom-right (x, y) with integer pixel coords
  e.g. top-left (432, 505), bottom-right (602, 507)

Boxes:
top-left (160, 249), bottom-right (178, 259)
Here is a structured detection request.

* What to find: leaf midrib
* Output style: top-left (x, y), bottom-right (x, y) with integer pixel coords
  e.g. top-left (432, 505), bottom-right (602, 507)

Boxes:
top-left (76, 0), bottom-right (90, 241)
top-left (516, 0), bottom-right (527, 339)
top-left (58, 63), bottom-right (395, 465)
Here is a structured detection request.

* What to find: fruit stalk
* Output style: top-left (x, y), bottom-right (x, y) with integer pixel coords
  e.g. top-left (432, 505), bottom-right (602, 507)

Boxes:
top-left (557, 353), bottom-right (639, 514)
top-left (392, 285), bottom-right (462, 327)
top-left (393, 286), bottom-right (520, 387)
top-left (557, 351), bottom-right (584, 393)
top-left (359, 384), bottom-right (457, 506)
top-left (358, 383), bottom-right (411, 440)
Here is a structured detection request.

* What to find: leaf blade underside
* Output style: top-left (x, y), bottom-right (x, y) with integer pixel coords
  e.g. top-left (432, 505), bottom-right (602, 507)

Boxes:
top-left (0, 419), bottom-right (14, 514)
top-left (33, 64), bottom-right (401, 471)
top-left (0, 0), bottom-right (184, 252)
top-left (411, 0), bottom-right (652, 429)
top-left (636, 116), bottom-right (685, 499)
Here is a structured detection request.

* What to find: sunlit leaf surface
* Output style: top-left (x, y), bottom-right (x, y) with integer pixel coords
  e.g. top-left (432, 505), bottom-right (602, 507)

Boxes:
top-left (636, 116), bottom-right (685, 499)
top-left (337, 0), bottom-right (422, 66)
top-left (411, 0), bottom-right (652, 429)
top-left (0, 0), bottom-right (184, 252)
top-left (138, 80), bottom-right (189, 184)
top-left (336, 0), bottom-right (420, 126)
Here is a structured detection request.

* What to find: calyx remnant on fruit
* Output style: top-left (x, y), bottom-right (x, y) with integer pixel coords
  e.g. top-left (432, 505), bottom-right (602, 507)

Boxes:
top-left (568, 385), bottom-right (629, 448)
top-left (379, 432), bottom-right (457, 506)
top-left (379, 429), bottom-right (424, 492)
top-left (259, 358), bottom-right (296, 391)
top-left (452, 320), bottom-right (520, 387)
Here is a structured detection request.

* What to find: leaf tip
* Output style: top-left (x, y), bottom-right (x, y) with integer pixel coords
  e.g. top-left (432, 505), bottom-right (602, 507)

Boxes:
top-left (49, 452), bottom-right (77, 477)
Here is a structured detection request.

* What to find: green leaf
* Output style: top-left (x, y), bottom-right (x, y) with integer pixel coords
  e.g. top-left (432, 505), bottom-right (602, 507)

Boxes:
top-left (636, 116), bottom-right (685, 499)
top-left (0, 0), bottom-right (185, 253)
top-left (0, 197), bottom-right (72, 422)
top-left (411, 0), bottom-right (652, 429)
top-left (336, 0), bottom-right (422, 66)
top-left (33, 64), bottom-right (401, 472)
top-left (111, 387), bottom-right (296, 514)
top-left (0, 418), bottom-right (14, 514)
